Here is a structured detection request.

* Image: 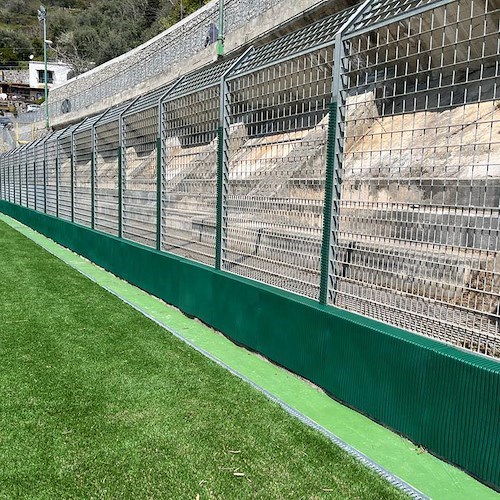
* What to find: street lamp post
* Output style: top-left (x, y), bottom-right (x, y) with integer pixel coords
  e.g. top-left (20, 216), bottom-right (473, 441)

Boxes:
top-left (216, 0), bottom-right (224, 57)
top-left (37, 5), bottom-right (49, 129)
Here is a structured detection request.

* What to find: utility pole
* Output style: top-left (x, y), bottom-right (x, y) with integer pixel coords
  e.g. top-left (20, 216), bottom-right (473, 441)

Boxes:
top-left (216, 0), bottom-right (224, 57)
top-left (37, 5), bottom-right (49, 130)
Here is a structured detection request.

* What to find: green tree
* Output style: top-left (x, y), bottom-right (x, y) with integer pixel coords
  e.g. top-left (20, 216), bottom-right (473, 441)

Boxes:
top-left (0, 29), bottom-right (33, 65)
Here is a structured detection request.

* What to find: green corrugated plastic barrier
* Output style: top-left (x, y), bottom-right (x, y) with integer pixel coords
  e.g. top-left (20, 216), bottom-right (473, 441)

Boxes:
top-left (1, 200), bottom-right (499, 492)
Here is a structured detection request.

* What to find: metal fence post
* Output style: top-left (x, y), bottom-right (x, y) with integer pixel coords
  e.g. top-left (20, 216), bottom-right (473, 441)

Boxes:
top-left (5, 154), bottom-right (8, 201)
top-left (43, 139), bottom-right (48, 213)
top-left (24, 147), bottom-right (28, 207)
top-left (0, 156), bottom-right (3, 200)
top-left (215, 118), bottom-right (225, 269)
top-left (319, 0), bottom-right (372, 305)
top-left (10, 151), bottom-right (15, 203)
top-left (55, 138), bottom-right (59, 218)
top-left (91, 125), bottom-right (96, 228)
top-left (33, 145), bottom-right (37, 210)
top-left (7, 154), bottom-right (12, 202)
top-left (117, 144), bottom-right (122, 236)
top-left (18, 150), bottom-right (22, 206)
top-left (2, 154), bottom-right (5, 201)
top-left (71, 132), bottom-right (75, 222)
top-left (156, 136), bottom-right (162, 251)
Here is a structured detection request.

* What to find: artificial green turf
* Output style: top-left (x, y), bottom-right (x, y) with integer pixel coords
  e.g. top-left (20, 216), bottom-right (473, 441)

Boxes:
top-left (0, 221), bottom-right (408, 499)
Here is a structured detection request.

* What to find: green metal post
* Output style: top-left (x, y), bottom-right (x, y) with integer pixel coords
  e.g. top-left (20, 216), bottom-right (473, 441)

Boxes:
top-left (18, 159), bottom-right (22, 206)
top-left (156, 137), bottom-right (161, 251)
top-left (55, 156), bottom-right (59, 217)
top-left (12, 156), bottom-right (16, 203)
top-left (25, 152), bottom-right (28, 207)
top-left (43, 14), bottom-right (49, 129)
top-left (6, 156), bottom-right (9, 202)
top-left (118, 146), bottom-right (122, 238)
top-left (43, 147), bottom-right (47, 213)
top-left (216, 0), bottom-right (224, 57)
top-left (70, 153), bottom-right (74, 222)
top-left (319, 102), bottom-right (337, 305)
top-left (215, 126), bottom-right (224, 269)
top-left (33, 156), bottom-right (37, 210)
top-left (91, 153), bottom-right (95, 229)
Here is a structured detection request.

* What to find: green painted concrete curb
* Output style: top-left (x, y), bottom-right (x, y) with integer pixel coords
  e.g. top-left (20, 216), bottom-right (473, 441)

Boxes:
top-left (1, 212), bottom-right (497, 500)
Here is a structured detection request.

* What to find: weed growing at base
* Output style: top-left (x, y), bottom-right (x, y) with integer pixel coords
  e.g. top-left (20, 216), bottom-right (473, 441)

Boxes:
top-left (0, 221), bottom-right (407, 498)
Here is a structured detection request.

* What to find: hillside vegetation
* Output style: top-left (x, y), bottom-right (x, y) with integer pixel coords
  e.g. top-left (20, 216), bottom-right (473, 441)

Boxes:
top-left (0, 0), bottom-right (209, 75)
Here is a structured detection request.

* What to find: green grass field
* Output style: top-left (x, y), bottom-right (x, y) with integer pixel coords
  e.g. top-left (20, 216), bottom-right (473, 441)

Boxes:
top-left (0, 221), bottom-right (408, 499)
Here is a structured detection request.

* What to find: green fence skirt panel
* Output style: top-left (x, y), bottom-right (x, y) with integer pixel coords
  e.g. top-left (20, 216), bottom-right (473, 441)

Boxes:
top-left (1, 200), bottom-right (499, 491)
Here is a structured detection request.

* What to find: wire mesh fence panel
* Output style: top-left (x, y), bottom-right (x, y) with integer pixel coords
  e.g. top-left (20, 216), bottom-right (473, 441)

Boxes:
top-left (45, 135), bottom-right (59, 216)
top-left (0, 156), bottom-right (3, 198)
top-left (19, 147), bottom-right (28, 207)
top-left (2, 156), bottom-right (7, 201)
top-left (4, 155), bottom-right (9, 202)
top-left (26, 145), bottom-right (35, 209)
top-left (3, 156), bottom-right (8, 201)
top-left (161, 86), bottom-right (220, 267)
top-left (8, 153), bottom-right (14, 202)
top-left (10, 150), bottom-right (16, 204)
top-left (95, 120), bottom-right (120, 236)
top-left (2, 0), bottom-right (500, 362)
top-left (0, 156), bottom-right (3, 199)
top-left (0, 156), bottom-right (4, 200)
top-left (58, 131), bottom-right (73, 221)
top-left (10, 149), bottom-right (17, 205)
top-left (122, 107), bottom-right (158, 247)
top-left (2, 155), bottom-right (7, 201)
top-left (224, 47), bottom-right (333, 298)
top-left (1, 156), bottom-right (6, 201)
top-left (3, 155), bottom-right (8, 201)
top-left (47, 0), bottom-right (290, 121)
top-left (34, 140), bottom-right (46, 212)
top-left (15, 148), bottom-right (23, 206)
top-left (11, 149), bottom-right (19, 205)
top-left (73, 128), bottom-right (93, 227)
top-left (334, 0), bottom-right (500, 355)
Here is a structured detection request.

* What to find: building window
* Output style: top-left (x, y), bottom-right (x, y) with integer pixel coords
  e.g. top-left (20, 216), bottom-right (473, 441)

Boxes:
top-left (37, 70), bottom-right (54, 84)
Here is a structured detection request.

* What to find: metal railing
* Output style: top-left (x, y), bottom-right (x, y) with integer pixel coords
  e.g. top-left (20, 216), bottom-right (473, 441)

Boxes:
top-left (2, 0), bottom-right (499, 358)
top-left (48, 0), bottom-right (285, 121)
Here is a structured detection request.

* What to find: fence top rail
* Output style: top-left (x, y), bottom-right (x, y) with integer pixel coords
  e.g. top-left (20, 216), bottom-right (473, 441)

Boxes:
top-left (344, 0), bottom-right (456, 38)
top-left (75, 114), bottom-right (103, 134)
top-left (43, 130), bottom-right (64, 149)
top-left (124, 80), bottom-right (179, 118)
top-left (97, 99), bottom-right (134, 126)
top-left (49, 0), bottom-right (219, 96)
top-left (57, 123), bottom-right (81, 141)
top-left (165, 59), bottom-right (236, 101)
top-left (27, 136), bottom-right (49, 152)
top-left (46, 129), bottom-right (67, 144)
top-left (230, 3), bottom-right (359, 79)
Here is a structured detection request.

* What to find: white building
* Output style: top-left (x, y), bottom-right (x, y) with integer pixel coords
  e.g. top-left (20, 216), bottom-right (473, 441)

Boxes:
top-left (28, 61), bottom-right (72, 90)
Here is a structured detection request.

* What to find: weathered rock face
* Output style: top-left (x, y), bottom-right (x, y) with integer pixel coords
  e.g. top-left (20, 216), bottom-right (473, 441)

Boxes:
top-left (344, 93), bottom-right (500, 200)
